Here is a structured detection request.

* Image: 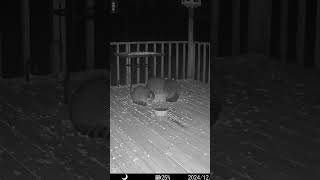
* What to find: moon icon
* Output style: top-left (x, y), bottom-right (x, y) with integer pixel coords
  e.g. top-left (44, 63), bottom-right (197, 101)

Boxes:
top-left (122, 174), bottom-right (128, 180)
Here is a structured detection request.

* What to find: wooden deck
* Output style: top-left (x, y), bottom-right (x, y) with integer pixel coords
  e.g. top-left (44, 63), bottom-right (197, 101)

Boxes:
top-left (0, 77), bottom-right (108, 179)
top-left (214, 54), bottom-right (320, 180)
top-left (110, 80), bottom-right (210, 173)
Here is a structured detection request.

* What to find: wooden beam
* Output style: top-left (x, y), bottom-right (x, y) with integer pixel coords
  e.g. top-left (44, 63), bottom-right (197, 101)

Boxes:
top-left (296, 0), bottom-right (306, 66)
top-left (280, 0), bottom-right (288, 63)
top-left (232, 0), bottom-right (241, 55)
top-left (315, 0), bottom-right (320, 68)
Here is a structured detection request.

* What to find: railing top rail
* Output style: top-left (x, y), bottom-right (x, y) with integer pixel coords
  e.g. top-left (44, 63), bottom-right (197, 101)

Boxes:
top-left (110, 41), bottom-right (210, 45)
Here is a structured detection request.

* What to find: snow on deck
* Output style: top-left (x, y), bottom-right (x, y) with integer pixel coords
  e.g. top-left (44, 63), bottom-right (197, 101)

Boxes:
top-left (110, 80), bottom-right (210, 173)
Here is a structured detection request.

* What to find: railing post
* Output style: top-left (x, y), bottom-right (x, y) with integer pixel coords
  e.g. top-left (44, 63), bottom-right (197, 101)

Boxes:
top-left (187, 8), bottom-right (195, 79)
top-left (126, 43), bottom-right (130, 85)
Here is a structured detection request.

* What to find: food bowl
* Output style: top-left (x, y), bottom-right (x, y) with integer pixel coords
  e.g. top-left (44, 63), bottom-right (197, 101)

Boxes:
top-left (154, 107), bottom-right (168, 117)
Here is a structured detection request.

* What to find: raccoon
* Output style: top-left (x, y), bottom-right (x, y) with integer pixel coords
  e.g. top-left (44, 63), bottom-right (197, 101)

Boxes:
top-left (69, 76), bottom-right (109, 139)
top-left (163, 79), bottom-right (179, 102)
top-left (146, 77), bottom-right (166, 94)
top-left (146, 77), bottom-right (179, 102)
top-left (130, 84), bottom-right (155, 106)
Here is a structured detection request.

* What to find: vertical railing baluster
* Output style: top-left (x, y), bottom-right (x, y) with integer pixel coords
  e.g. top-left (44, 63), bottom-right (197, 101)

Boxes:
top-left (208, 43), bottom-right (211, 83)
top-left (116, 44), bottom-right (120, 86)
top-left (176, 43), bottom-right (179, 79)
top-left (203, 44), bottom-right (207, 83)
top-left (153, 43), bottom-right (157, 77)
top-left (197, 43), bottom-right (201, 81)
top-left (183, 43), bottom-right (186, 79)
top-left (168, 43), bottom-right (172, 79)
top-left (111, 41), bottom-right (210, 86)
top-left (161, 43), bottom-right (164, 78)
top-left (126, 43), bottom-right (130, 85)
top-left (137, 43), bottom-right (140, 84)
top-left (145, 43), bottom-right (148, 83)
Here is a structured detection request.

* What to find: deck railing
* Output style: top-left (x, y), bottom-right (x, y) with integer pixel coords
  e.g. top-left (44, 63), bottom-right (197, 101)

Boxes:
top-left (110, 41), bottom-right (210, 86)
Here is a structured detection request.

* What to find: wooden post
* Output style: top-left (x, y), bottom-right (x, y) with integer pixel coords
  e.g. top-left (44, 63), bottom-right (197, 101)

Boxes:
top-left (52, 0), bottom-right (61, 76)
top-left (232, 0), bottom-right (241, 56)
top-left (85, 0), bottom-right (95, 70)
top-left (296, 0), bottom-right (306, 66)
top-left (187, 7), bottom-right (195, 79)
top-left (211, 0), bottom-right (219, 71)
top-left (315, 0), bottom-right (320, 68)
top-left (248, 0), bottom-right (256, 53)
top-left (265, 0), bottom-right (272, 57)
top-left (280, 0), bottom-right (288, 63)
top-left (248, 0), bottom-right (272, 56)
top-left (21, 0), bottom-right (31, 80)
top-left (61, 0), bottom-right (67, 77)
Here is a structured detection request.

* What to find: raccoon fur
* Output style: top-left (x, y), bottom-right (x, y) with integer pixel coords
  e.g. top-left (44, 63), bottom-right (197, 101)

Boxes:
top-left (130, 84), bottom-right (155, 106)
top-left (163, 79), bottom-right (179, 102)
top-left (69, 76), bottom-right (109, 139)
top-left (146, 77), bottom-right (166, 94)
top-left (146, 77), bottom-right (179, 102)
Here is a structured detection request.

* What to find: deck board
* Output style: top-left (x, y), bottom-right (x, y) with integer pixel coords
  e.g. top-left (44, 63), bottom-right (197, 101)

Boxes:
top-left (110, 80), bottom-right (210, 173)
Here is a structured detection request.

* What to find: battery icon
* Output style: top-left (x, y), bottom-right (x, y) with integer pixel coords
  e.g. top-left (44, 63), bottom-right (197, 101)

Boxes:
top-left (155, 175), bottom-right (161, 180)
